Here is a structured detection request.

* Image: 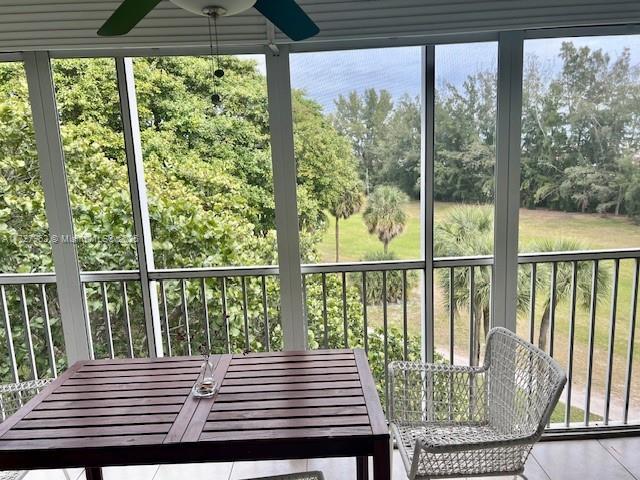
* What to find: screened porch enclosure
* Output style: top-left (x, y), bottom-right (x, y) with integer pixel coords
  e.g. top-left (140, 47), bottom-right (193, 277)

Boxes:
top-left (1, 29), bottom-right (640, 438)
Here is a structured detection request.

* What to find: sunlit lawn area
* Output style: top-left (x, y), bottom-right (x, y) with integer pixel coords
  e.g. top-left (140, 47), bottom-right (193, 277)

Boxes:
top-left (319, 201), bottom-right (640, 422)
top-left (319, 201), bottom-right (640, 263)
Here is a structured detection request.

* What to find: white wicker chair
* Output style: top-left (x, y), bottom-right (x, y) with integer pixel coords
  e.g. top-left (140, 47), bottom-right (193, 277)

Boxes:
top-left (0, 379), bottom-right (71, 480)
top-left (389, 327), bottom-right (566, 479)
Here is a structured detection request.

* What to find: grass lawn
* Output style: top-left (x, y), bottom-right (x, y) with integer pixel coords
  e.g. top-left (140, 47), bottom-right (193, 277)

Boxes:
top-left (319, 201), bottom-right (640, 263)
top-left (318, 201), bottom-right (640, 423)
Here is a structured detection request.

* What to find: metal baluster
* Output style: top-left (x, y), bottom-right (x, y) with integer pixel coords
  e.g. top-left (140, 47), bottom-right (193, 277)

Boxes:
top-left (362, 272), bottom-right (368, 354)
top-left (564, 261), bottom-right (578, 427)
top-left (449, 267), bottom-right (455, 365)
top-left (321, 273), bottom-right (328, 349)
top-left (342, 272), bottom-right (348, 348)
top-left (382, 270), bottom-right (389, 414)
top-left (469, 266), bottom-right (475, 366)
top-left (100, 282), bottom-right (114, 359)
top-left (81, 283), bottom-right (95, 359)
top-left (159, 280), bottom-right (172, 357)
top-left (402, 270), bottom-right (408, 362)
top-left (301, 274), bottom-right (308, 345)
top-left (261, 276), bottom-right (270, 351)
top-left (549, 262), bottom-right (557, 357)
top-left (623, 258), bottom-right (639, 425)
top-left (241, 276), bottom-right (250, 351)
top-left (200, 278), bottom-right (211, 352)
top-left (19, 285), bottom-right (37, 379)
top-left (1, 286), bottom-right (19, 382)
top-left (584, 260), bottom-right (599, 425)
top-left (180, 279), bottom-right (191, 355)
top-left (604, 258), bottom-right (620, 425)
top-left (39, 284), bottom-right (57, 377)
top-left (220, 277), bottom-right (230, 354)
top-left (529, 263), bottom-right (536, 343)
top-left (120, 282), bottom-right (134, 359)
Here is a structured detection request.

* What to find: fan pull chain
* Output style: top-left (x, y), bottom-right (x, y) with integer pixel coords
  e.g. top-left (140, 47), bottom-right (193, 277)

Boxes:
top-left (207, 13), bottom-right (224, 108)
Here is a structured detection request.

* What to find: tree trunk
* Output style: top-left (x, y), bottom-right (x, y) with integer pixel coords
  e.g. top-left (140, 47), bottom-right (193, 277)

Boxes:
top-left (538, 300), bottom-right (554, 352)
top-left (335, 217), bottom-right (339, 262)
top-left (383, 240), bottom-right (388, 254)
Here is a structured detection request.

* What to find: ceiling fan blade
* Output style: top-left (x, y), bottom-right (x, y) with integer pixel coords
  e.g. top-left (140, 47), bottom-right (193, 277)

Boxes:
top-left (254, 0), bottom-right (319, 41)
top-left (98, 0), bottom-right (164, 36)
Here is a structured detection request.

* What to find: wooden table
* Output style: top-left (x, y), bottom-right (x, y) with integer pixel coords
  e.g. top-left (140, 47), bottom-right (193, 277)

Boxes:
top-left (0, 349), bottom-right (390, 480)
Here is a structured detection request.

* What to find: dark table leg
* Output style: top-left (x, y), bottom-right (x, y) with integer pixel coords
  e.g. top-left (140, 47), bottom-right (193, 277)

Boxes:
top-left (356, 455), bottom-right (369, 480)
top-left (373, 437), bottom-right (391, 480)
top-left (85, 467), bottom-right (103, 480)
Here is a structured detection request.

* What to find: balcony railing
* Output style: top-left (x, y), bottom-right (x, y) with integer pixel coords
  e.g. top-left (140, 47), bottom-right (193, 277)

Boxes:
top-left (1, 248), bottom-right (639, 434)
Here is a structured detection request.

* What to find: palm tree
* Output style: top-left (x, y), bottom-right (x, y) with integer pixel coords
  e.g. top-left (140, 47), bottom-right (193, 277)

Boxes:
top-left (528, 238), bottom-right (610, 352)
top-left (435, 206), bottom-right (530, 365)
top-left (363, 185), bottom-right (408, 254)
top-left (329, 186), bottom-right (363, 262)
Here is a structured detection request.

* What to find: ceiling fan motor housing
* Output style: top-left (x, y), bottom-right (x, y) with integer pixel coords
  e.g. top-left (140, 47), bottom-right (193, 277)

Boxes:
top-left (170, 0), bottom-right (257, 16)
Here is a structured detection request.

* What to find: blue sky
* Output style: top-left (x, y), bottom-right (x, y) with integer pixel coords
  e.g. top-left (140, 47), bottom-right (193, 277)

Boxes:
top-left (245, 35), bottom-right (640, 113)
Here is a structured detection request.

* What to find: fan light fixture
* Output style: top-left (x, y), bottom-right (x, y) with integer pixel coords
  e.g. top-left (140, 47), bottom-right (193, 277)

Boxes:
top-left (170, 0), bottom-right (256, 17)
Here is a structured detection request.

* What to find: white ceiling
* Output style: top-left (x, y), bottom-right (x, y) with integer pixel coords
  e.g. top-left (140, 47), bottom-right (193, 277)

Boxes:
top-left (0, 0), bottom-right (639, 54)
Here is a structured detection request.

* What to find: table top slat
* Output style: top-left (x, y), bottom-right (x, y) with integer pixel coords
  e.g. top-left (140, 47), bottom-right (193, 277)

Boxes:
top-left (208, 405), bottom-right (367, 421)
top-left (75, 356), bottom-right (198, 366)
top-left (64, 373), bottom-right (198, 385)
top-left (203, 415), bottom-right (372, 432)
top-left (3, 423), bottom-right (171, 440)
top-left (26, 405), bottom-right (182, 419)
top-left (38, 396), bottom-right (187, 410)
top-left (222, 373), bottom-right (359, 386)
top-left (0, 434), bottom-right (167, 451)
top-left (225, 366), bottom-right (358, 379)
top-left (354, 349), bottom-right (387, 435)
top-left (79, 360), bottom-right (202, 372)
top-left (56, 380), bottom-right (195, 394)
top-left (199, 425), bottom-right (373, 442)
top-left (227, 359), bottom-right (355, 371)
top-left (235, 349), bottom-right (354, 359)
top-left (231, 353), bottom-right (354, 365)
top-left (214, 387), bottom-right (364, 403)
top-left (73, 367), bottom-right (199, 378)
top-left (14, 413), bottom-right (177, 429)
top-left (218, 380), bottom-right (361, 394)
top-left (210, 396), bottom-right (366, 412)
top-left (47, 387), bottom-right (191, 402)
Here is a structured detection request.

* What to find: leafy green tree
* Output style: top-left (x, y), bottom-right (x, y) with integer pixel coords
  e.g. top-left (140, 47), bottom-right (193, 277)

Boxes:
top-left (435, 206), bottom-right (530, 365)
top-left (363, 185), bottom-right (408, 254)
top-left (329, 182), bottom-right (363, 262)
top-left (379, 95), bottom-right (421, 199)
top-left (528, 238), bottom-right (610, 352)
top-left (333, 89), bottom-right (393, 194)
top-left (0, 55), bottom-right (363, 379)
top-left (521, 43), bottom-right (640, 215)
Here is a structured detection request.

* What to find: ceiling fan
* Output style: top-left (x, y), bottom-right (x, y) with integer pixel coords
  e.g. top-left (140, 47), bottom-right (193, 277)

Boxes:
top-left (98, 0), bottom-right (320, 41)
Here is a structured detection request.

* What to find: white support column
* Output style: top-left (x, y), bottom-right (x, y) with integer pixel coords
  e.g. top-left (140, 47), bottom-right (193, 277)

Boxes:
top-left (23, 51), bottom-right (92, 363)
top-left (115, 57), bottom-right (164, 357)
top-left (421, 46), bottom-right (436, 363)
top-left (493, 32), bottom-right (524, 332)
top-left (265, 46), bottom-right (307, 351)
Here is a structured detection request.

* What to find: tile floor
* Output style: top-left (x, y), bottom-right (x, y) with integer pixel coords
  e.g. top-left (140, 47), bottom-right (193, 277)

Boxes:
top-left (19, 437), bottom-right (640, 480)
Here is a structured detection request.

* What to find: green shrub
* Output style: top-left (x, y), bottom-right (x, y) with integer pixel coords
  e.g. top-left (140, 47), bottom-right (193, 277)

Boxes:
top-left (358, 251), bottom-right (417, 304)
